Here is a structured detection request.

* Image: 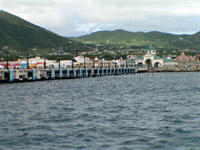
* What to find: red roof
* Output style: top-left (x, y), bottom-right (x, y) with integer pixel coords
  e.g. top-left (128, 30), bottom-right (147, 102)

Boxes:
top-left (0, 62), bottom-right (11, 66)
top-left (175, 52), bottom-right (195, 61)
top-left (11, 63), bottom-right (21, 66)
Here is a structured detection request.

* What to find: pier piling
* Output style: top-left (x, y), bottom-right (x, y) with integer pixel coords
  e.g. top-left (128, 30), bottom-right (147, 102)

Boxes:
top-left (0, 65), bottom-right (145, 83)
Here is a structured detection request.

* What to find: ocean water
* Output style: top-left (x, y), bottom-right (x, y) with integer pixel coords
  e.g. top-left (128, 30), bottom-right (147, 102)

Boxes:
top-left (0, 72), bottom-right (200, 150)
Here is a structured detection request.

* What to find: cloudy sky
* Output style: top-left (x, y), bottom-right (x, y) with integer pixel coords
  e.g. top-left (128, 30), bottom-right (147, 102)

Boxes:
top-left (1, 0), bottom-right (200, 37)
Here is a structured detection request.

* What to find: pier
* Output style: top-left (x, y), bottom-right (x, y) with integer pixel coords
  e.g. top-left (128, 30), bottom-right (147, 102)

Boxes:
top-left (0, 66), bottom-right (148, 83)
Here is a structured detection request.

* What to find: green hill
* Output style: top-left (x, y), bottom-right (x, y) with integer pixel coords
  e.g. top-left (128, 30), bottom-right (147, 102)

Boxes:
top-left (0, 10), bottom-right (92, 52)
top-left (72, 29), bottom-right (200, 49)
top-left (2, 10), bottom-right (200, 53)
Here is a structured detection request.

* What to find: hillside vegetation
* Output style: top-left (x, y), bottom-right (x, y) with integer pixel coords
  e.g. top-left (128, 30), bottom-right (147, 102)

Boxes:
top-left (72, 29), bottom-right (200, 50)
top-left (0, 10), bottom-right (92, 52)
top-left (1, 10), bottom-right (200, 54)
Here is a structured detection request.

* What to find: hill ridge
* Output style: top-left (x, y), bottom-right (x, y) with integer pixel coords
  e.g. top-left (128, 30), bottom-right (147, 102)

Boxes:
top-left (0, 10), bottom-right (92, 52)
top-left (72, 29), bottom-right (200, 49)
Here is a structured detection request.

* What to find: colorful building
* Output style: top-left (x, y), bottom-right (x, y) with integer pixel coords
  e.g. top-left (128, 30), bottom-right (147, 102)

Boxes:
top-left (175, 52), bottom-right (195, 61)
top-left (135, 45), bottom-right (177, 67)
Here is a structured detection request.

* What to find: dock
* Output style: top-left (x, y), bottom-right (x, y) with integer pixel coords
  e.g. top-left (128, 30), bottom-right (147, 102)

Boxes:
top-left (0, 66), bottom-right (148, 83)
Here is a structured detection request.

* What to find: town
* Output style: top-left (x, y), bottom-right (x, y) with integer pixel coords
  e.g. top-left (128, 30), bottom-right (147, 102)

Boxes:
top-left (1, 45), bottom-right (200, 83)
top-left (0, 45), bottom-right (200, 71)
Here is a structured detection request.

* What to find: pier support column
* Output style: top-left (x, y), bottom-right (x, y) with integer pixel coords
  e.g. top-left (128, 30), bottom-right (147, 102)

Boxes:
top-left (123, 68), bottom-right (126, 74)
top-left (0, 71), bottom-right (5, 81)
top-left (73, 68), bottom-right (76, 78)
top-left (120, 68), bottom-right (122, 75)
top-left (51, 68), bottom-right (55, 79)
top-left (102, 68), bottom-right (104, 76)
top-left (9, 69), bottom-right (15, 82)
top-left (106, 68), bottom-right (108, 76)
top-left (97, 68), bottom-right (100, 77)
top-left (79, 68), bottom-right (82, 78)
top-left (32, 69), bottom-right (37, 80)
top-left (59, 68), bottom-right (63, 79)
top-left (67, 68), bottom-right (70, 78)
top-left (91, 68), bottom-right (93, 77)
top-left (85, 68), bottom-right (88, 77)
top-left (134, 68), bottom-right (137, 73)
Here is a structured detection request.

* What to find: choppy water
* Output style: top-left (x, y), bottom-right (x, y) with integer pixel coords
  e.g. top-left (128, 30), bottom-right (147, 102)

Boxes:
top-left (1, 72), bottom-right (200, 150)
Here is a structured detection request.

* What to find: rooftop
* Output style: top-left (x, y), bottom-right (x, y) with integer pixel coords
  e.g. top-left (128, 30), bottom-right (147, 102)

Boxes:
top-left (136, 56), bottom-right (144, 60)
top-left (147, 45), bottom-right (155, 50)
top-left (164, 58), bottom-right (176, 63)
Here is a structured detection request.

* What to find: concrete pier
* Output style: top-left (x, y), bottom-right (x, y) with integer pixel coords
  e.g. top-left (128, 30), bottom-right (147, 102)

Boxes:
top-left (0, 66), bottom-right (148, 83)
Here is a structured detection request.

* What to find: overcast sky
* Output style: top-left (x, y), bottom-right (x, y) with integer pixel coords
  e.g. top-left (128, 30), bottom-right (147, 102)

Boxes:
top-left (1, 0), bottom-right (200, 37)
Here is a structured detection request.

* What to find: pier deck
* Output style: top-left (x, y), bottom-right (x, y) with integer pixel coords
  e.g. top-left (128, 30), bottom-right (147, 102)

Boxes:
top-left (0, 67), bottom-right (148, 83)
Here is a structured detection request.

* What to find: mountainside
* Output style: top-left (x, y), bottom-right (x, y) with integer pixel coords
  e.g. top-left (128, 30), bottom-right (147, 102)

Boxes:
top-left (0, 10), bottom-right (92, 52)
top-left (72, 29), bottom-right (200, 49)
top-left (1, 10), bottom-right (200, 53)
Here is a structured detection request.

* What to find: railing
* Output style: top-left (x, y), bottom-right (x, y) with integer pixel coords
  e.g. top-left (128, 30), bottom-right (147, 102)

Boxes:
top-left (0, 66), bottom-right (149, 83)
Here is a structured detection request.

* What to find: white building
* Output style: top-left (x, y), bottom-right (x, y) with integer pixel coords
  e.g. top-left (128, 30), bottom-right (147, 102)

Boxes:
top-left (74, 56), bottom-right (90, 64)
top-left (60, 60), bottom-right (73, 68)
top-left (135, 46), bottom-right (177, 67)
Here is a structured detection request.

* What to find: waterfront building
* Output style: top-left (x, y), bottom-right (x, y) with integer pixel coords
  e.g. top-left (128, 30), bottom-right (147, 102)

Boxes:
top-left (174, 52), bottom-right (198, 70)
top-left (135, 45), bottom-right (177, 67)
top-left (175, 52), bottom-right (195, 62)
top-left (59, 60), bottom-right (73, 68)
top-left (74, 56), bottom-right (90, 64)
top-left (93, 57), bottom-right (99, 68)
top-left (74, 56), bottom-right (91, 68)
top-left (195, 54), bottom-right (200, 61)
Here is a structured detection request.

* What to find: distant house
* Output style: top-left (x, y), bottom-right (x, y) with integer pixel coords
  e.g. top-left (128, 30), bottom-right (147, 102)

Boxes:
top-left (175, 52), bottom-right (195, 61)
top-left (74, 56), bottom-right (91, 64)
top-left (94, 57), bottom-right (99, 67)
top-left (195, 54), bottom-right (200, 61)
top-left (163, 57), bottom-right (178, 66)
top-left (60, 60), bottom-right (73, 68)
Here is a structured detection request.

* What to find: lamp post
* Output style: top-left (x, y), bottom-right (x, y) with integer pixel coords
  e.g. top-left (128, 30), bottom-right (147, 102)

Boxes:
top-left (44, 56), bottom-right (46, 69)
top-left (59, 55), bottom-right (61, 69)
top-left (84, 56), bottom-right (86, 69)
top-left (115, 58), bottom-right (117, 68)
top-left (93, 57), bottom-right (95, 68)
top-left (5, 46), bottom-right (9, 70)
top-left (27, 54), bottom-right (29, 69)
top-left (6, 52), bottom-right (9, 69)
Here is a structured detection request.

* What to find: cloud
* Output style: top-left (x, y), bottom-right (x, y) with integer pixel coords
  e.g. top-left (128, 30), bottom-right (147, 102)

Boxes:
top-left (1, 0), bottom-right (200, 36)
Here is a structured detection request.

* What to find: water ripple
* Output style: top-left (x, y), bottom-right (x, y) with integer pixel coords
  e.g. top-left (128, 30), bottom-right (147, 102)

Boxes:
top-left (1, 72), bottom-right (200, 150)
